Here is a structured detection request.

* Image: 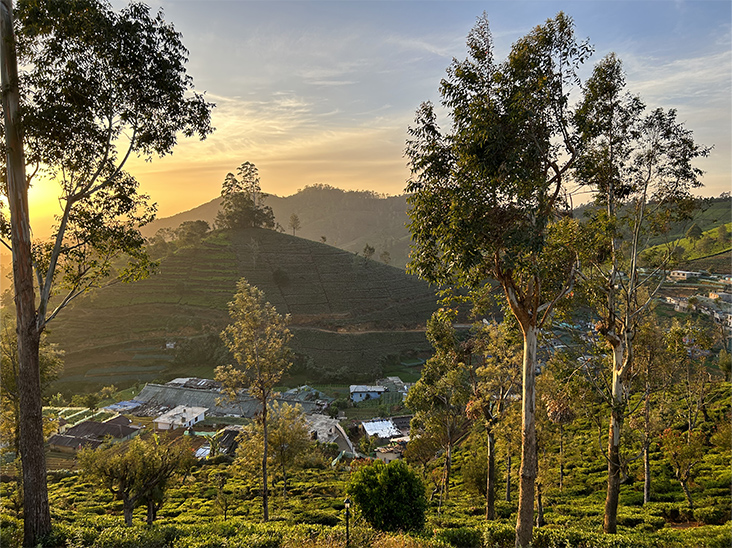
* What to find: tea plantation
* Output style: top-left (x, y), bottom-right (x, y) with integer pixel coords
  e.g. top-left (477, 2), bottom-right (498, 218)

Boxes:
top-left (1, 380), bottom-right (729, 548)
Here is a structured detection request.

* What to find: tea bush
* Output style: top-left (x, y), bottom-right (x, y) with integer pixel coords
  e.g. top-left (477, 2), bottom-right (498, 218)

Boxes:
top-left (433, 526), bottom-right (482, 548)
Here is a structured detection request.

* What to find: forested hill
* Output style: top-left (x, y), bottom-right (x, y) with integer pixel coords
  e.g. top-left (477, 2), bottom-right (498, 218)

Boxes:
top-left (573, 194), bottom-right (731, 245)
top-left (46, 228), bottom-right (437, 394)
top-left (141, 185), bottom-right (413, 268)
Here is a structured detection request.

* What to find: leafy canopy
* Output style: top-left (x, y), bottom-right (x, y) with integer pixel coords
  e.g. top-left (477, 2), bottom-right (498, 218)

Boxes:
top-left (216, 162), bottom-right (275, 230)
top-left (405, 12), bottom-right (589, 325)
top-left (347, 460), bottom-right (427, 532)
top-left (1, 0), bottom-right (214, 325)
top-left (216, 279), bottom-right (292, 403)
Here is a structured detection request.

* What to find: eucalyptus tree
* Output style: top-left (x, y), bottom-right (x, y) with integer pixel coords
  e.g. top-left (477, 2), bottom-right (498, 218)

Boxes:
top-left (405, 310), bottom-right (472, 508)
top-left (0, 1), bottom-right (212, 543)
top-left (633, 316), bottom-right (674, 504)
top-left (573, 53), bottom-right (709, 533)
top-left (216, 279), bottom-right (292, 521)
top-left (466, 318), bottom-right (521, 519)
top-left (405, 13), bottom-right (589, 546)
top-left (238, 400), bottom-right (311, 499)
top-left (216, 162), bottom-right (275, 230)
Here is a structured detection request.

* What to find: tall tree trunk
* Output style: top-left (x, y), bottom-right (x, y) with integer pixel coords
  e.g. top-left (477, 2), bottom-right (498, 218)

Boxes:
top-left (146, 501), bottom-right (156, 525)
top-left (261, 403), bottom-right (269, 521)
top-left (486, 427), bottom-right (496, 520)
top-left (559, 425), bottom-right (564, 491)
top-left (535, 482), bottom-right (545, 528)
top-left (604, 343), bottom-right (625, 534)
top-left (679, 476), bottom-right (693, 508)
top-left (444, 441), bottom-right (452, 500)
top-left (506, 454), bottom-right (512, 502)
top-left (123, 499), bottom-right (134, 526)
top-left (282, 457), bottom-right (288, 498)
top-left (1, 2), bottom-right (52, 545)
top-left (643, 384), bottom-right (651, 504)
top-left (515, 325), bottom-right (538, 548)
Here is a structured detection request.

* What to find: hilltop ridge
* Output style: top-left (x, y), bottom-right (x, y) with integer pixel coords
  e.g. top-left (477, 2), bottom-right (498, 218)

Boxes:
top-left (141, 185), bottom-right (413, 268)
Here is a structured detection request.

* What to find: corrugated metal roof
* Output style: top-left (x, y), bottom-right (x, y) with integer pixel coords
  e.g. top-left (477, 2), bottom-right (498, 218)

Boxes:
top-left (65, 420), bottom-right (138, 440)
top-left (134, 383), bottom-right (318, 418)
top-left (47, 434), bottom-right (103, 450)
top-left (362, 419), bottom-right (401, 439)
top-left (349, 385), bottom-right (386, 394)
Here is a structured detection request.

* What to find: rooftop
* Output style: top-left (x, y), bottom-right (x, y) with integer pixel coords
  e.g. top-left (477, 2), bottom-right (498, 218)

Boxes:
top-left (155, 405), bottom-right (208, 426)
top-left (349, 385), bottom-right (387, 394)
top-left (362, 418), bottom-right (401, 439)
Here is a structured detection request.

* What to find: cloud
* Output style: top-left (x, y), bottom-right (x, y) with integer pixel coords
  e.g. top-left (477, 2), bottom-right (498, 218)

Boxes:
top-left (623, 50), bottom-right (731, 107)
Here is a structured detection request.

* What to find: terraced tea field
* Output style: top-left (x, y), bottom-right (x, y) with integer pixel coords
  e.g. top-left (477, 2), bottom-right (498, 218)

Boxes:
top-left (48, 228), bottom-right (437, 393)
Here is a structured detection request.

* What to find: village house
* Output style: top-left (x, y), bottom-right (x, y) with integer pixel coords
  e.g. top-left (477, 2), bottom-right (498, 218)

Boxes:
top-left (306, 414), bottom-right (355, 453)
top-left (668, 270), bottom-right (702, 282)
top-left (349, 385), bottom-right (387, 403)
top-left (132, 379), bottom-right (320, 418)
top-left (709, 291), bottom-right (732, 303)
top-left (47, 415), bottom-right (141, 453)
top-left (361, 418), bottom-right (402, 442)
top-left (375, 440), bottom-right (407, 464)
top-left (154, 405), bottom-right (208, 430)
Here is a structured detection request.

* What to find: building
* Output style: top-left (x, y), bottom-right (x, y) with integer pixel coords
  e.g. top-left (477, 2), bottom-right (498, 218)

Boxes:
top-left (47, 416), bottom-right (141, 453)
top-left (669, 270), bottom-right (702, 282)
top-left (133, 381), bottom-right (320, 418)
top-left (361, 418), bottom-right (402, 440)
top-left (306, 414), bottom-right (355, 453)
top-left (375, 376), bottom-right (413, 399)
top-left (709, 291), bottom-right (732, 303)
top-left (375, 440), bottom-right (407, 464)
top-left (154, 405), bottom-right (207, 430)
top-left (349, 385), bottom-right (387, 403)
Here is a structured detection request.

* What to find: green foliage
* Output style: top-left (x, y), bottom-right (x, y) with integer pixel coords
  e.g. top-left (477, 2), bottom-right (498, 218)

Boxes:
top-left (482, 522), bottom-right (515, 548)
top-left (174, 332), bottom-right (231, 367)
top-left (47, 226), bottom-right (436, 392)
top-left (433, 526), bottom-right (482, 548)
top-left (694, 505), bottom-right (729, 526)
top-left (348, 460), bottom-right (427, 532)
top-left (217, 279), bottom-right (292, 402)
top-left (217, 163), bottom-right (275, 230)
top-left (176, 221), bottom-right (211, 247)
top-left (0, 318), bottom-right (64, 454)
top-left (79, 434), bottom-right (196, 526)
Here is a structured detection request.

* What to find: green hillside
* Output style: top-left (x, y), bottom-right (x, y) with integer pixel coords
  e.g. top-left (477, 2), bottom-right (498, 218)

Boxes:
top-left (47, 228), bottom-right (437, 394)
top-left (641, 222), bottom-right (731, 274)
top-left (141, 185), bottom-right (413, 268)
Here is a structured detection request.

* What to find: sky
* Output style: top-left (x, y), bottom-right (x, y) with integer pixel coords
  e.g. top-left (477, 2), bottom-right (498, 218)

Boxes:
top-left (26, 0), bottom-right (732, 231)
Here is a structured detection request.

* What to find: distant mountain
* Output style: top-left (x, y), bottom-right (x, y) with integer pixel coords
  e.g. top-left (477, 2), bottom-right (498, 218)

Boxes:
top-left (142, 185), bottom-right (414, 269)
top-left (46, 227), bottom-right (437, 394)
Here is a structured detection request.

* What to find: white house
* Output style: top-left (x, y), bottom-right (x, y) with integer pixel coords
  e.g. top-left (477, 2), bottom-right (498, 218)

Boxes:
top-left (669, 270), bottom-right (701, 282)
top-left (349, 385), bottom-right (387, 403)
top-left (154, 405), bottom-right (207, 430)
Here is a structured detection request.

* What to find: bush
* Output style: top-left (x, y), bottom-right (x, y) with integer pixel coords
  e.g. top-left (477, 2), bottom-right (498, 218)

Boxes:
top-left (482, 522), bottom-right (514, 548)
top-left (0, 515), bottom-right (22, 548)
top-left (434, 527), bottom-right (482, 548)
top-left (531, 527), bottom-right (650, 548)
top-left (694, 506), bottom-right (728, 526)
top-left (348, 460), bottom-right (427, 532)
top-left (300, 510), bottom-right (341, 526)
